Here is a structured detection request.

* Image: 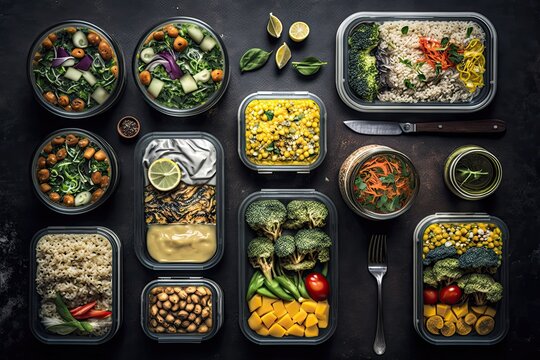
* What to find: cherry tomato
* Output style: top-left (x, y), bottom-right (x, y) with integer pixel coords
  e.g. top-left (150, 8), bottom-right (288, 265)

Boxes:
top-left (423, 287), bottom-right (438, 305)
top-left (304, 272), bottom-right (330, 301)
top-left (439, 284), bottom-right (463, 305)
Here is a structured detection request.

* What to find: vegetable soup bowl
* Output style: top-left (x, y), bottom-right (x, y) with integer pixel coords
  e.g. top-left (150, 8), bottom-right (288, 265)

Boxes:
top-left (28, 20), bottom-right (126, 119)
top-left (133, 17), bottom-right (230, 117)
top-left (31, 128), bottom-right (119, 215)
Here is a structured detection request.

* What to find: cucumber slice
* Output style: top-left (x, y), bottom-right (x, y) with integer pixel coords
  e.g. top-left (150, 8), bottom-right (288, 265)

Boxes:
top-left (179, 73), bottom-right (198, 94)
top-left (147, 78), bottom-right (164, 97)
top-left (193, 69), bottom-right (211, 82)
top-left (91, 87), bottom-right (109, 104)
top-left (72, 31), bottom-right (88, 48)
top-left (199, 36), bottom-right (217, 52)
top-left (140, 48), bottom-right (155, 64)
top-left (75, 191), bottom-right (91, 206)
top-left (82, 71), bottom-right (97, 86)
top-left (187, 26), bottom-right (204, 44)
top-left (64, 67), bottom-right (83, 81)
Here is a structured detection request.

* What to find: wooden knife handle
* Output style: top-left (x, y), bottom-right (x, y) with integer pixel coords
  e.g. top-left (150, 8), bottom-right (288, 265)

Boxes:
top-left (414, 119), bottom-right (506, 133)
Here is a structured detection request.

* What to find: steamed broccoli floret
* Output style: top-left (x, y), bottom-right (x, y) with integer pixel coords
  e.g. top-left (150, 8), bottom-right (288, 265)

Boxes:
top-left (423, 246), bottom-right (457, 266)
top-left (456, 273), bottom-right (503, 305)
top-left (295, 229), bottom-right (332, 262)
top-left (283, 200), bottom-right (329, 229)
top-left (347, 22), bottom-right (380, 102)
top-left (423, 266), bottom-right (439, 287)
top-left (458, 247), bottom-right (500, 271)
top-left (275, 230), bottom-right (332, 272)
top-left (245, 200), bottom-right (287, 240)
top-left (247, 237), bottom-right (275, 281)
top-left (317, 247), bottom-right (330, 263)
top-left (432, 258), bottom-right (465, 285)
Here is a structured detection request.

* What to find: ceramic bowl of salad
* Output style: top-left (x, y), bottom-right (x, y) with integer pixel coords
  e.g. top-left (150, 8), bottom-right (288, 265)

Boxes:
top-left (28, 21), bottom-right (125, 119)
top-left (31, 128), bottom-right (119, 215)
top-left (339, 144), bottom-right (419, 220)
top-left (133, 17), bottom-right (229, 116)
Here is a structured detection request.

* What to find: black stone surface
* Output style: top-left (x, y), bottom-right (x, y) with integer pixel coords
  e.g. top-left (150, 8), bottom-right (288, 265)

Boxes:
top-left (1, 0), bottom-right (539, 358)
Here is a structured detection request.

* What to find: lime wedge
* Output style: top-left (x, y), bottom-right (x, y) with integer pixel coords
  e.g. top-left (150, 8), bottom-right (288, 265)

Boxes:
top-left (289, 21), bottom-right (310, 42)
top-left (267, 12), bottom-right (283, 38)
top-left (148, 158), bottom-right (182, 191)
top-left (275, 42), bottom-right (291, 69)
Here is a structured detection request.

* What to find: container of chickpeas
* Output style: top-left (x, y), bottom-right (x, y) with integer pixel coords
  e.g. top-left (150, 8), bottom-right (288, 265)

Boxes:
top-left (141, 278), bottom-right (223, 343)
top-left (238, 91), bottom-right (327, 173)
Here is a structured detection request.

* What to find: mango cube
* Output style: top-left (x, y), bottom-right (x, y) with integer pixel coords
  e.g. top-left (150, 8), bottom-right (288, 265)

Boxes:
top-left (268, 323), bottom-right (287, 338)
top-left (305, 313), bottom-right (319, 328)
top-left (318, 317), bottom-right (328, 329)
top-left (301, 300), bottom-right (318, 313)
top-left (277, 314), bottom-right (294, 330)
top-left (248, 294), bottom-right (262, 312)
top-left (284, 300), bottom-right (301, 317)
top-left (256, 296), bottom-right (276, 316)
top-left (272, 300), bottom-right (287, 318)
top-left (444, 310), bottom-right (458, 323)
top-left (424, 305), bottom-right (436, 318)
top-left (261, 311), bottom-right (278, 328)
top-left (451, 303), bottom-right (468, 318)
top-left (315, 301), bottom-right (329, 320)
top-left (256, 326), bottom-right (269, 336)
top-left (248, 311), bottom-right (263, 331)
top-left (484, 306), bottom-right (497, 317)
top-left (436, 304), bottom-right (451, 317)
top-left (304, 325), bottom-right (319, 337)
top-left (287, 323), bottom-right (305, 337)
top-left (292, 308), bottom-right (308, 325)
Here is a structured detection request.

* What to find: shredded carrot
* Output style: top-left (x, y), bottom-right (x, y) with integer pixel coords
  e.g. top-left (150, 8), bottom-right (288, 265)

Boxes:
top-left (418, 37), bottom-right (462, 70)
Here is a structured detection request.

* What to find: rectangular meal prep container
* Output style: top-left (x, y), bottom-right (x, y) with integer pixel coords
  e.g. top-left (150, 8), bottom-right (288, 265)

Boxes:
top-left (336, 12), bottom-right (497, 113)
top-left (413, 213), bottom-right (509, 345)
top-left (29, 226), bottom-right (122, 345)
top-left (140, 277), bottom-right (223, 343)
top-left (134, 132), bottom-right (225, 270)
top-left (238, 189), bottom-right (338, 345)
top-left (237, 91), bottom-right (327, 174)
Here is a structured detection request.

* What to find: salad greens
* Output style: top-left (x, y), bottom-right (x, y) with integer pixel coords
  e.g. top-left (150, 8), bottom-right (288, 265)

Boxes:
top-left (137, 23), bottom-right (225, 110)
top-left (32, 26), bottom-right (119, 113)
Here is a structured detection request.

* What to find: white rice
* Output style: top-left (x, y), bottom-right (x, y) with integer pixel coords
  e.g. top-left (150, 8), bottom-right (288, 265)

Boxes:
top-left (35, 233), bottom-right (113, 336)
top-left (377, 20), bottom-right (485, 103)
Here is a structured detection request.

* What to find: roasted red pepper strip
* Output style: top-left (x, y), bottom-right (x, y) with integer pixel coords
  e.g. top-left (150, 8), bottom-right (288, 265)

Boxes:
top-left (73, 309), bottom-right (112, 320)
top-left (69, 301), bottom-right (97, 317)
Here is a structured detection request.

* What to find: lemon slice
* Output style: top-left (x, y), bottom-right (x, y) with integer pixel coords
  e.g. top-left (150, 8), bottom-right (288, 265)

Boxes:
top-left (275, 42), bottom-right (291, 69)
top-left (148, 158), bottom-right (182, 191)
top-left (267, 12), bottom-right (283, 38)
top-left (289, 21), bottom-right (310, 42)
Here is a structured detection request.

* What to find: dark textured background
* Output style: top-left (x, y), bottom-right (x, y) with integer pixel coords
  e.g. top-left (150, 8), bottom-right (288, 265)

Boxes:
top-left (1, 0), bottom-right (539, 358)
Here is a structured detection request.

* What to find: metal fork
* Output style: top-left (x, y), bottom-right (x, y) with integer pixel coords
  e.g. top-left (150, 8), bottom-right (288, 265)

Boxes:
top-left (368, 234), bottom-right (387, 355)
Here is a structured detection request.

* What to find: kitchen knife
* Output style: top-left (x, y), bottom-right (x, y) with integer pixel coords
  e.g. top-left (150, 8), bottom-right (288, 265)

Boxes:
top-left (344, 119), bottom-right (506, 135)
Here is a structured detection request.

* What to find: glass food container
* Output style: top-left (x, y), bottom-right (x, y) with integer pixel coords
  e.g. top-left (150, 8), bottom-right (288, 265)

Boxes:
top-left (413, 213), bottom-right (509, 345)
top-left (237, 91), bottom-right (327, 174)
top-left (140, 277), bottom-right (223, 343)
top-left (29, 226), bottom-right (122, 345)
top-left (444, 145), bottom-right (502, 200)
top-left (28, 20), bottom-right (126, 119)
top-left (335, 12), bottom-right (497, 113)
top-left (339, 145), bottom-right (419, 220)
top-left (31, 128), bottom-right (119, 215)
top-left (238, 189), bottom-right (338, 345)
top-left (133, 17), bottom-right (230, 117)
top-left (134, 132), bottom-right (224, 270)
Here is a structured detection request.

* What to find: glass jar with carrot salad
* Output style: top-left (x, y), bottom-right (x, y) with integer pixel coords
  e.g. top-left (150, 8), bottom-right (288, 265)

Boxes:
top-left (339, 145), bottom-right (419, 220)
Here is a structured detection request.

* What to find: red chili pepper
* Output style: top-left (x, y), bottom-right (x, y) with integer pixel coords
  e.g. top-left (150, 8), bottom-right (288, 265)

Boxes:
top-left (69, 301), bottom-right (97, 317)
top-left (73, 309), bottom-right (112, 320)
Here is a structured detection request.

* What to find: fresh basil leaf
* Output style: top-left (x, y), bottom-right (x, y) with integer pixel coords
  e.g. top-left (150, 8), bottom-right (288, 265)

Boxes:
top-left (404, 79), bottom-right (415, 89)
top-left (417, 73), bottom-right (426, 82)
top-left (264, 110), bottom-right (274, 120)
top-left (441, 37), bottom-right (449, 47)
top-left (401, 26), bottom-right (409, 35)
top-left (291, 56), bottom-right (328, 76)
top-left (466, 27), bottom-right (473, 38)
top-left (239, 48), bottom-right (272, 72)
top-left (399, 58), bottom-right (413, 67)
top-left (46, 322), bottom-right (80, 335)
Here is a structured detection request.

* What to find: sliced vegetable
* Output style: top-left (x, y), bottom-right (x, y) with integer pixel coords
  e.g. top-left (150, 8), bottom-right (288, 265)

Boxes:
top-left (75, 191), bottom-right (92, 206)
top-left (72, 31), bottom-right (88, 48)
top-left (51, 47), bottom-right (75, 67)
top-left (193, 69), bottom-right (211, 82)
top-left (140, 47), bottom-right (155, 64)
top-left (147, 78), bottom-right (165, 98)
top-left (81, 71), bottom-right (97, 86)
top-left (187, 26), bottom-right (204, 43)
top-left (73, 309), bottom-right (112, 320)
top-left (64, 67), bottom-right (83, 81)
top-left (199, 36), bottom-right (217, 52)
top-left (74, 55), bottom-right (93, 71)
top-left (91, 87), bottom-right (109, 104)
top-left (179, 73), bottom-right (198, 94)
top-left (70, 301), bottom-right (96, 317)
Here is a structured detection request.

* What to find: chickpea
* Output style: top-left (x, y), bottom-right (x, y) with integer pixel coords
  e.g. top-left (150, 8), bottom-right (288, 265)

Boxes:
top-left (37, 157), bottom-right (46, 168)
top-left (40, 183), bottom-right (52, 193)
top-left (42, 38), bottom-right (53, 49)
top-left (166, 25), bottom-right (179, 38)
top-left (185, 286), bottom-right (196, 294)
top-left (43, 143), bottom-right (53, 153)
top-left (110, 65), bottom-right (118, 78)
top-left (197, 325), bottom-right (209, 334)
top-left (49, 192), bottom-right (61, 202)
top-left (155, 326), bottom-right (165, 333)
top-left (83, 147), bottom-right (95, 159)
top-left (64, 105), bottom-right (73, 112)
top-left (157, 293), bottom-right (168, 302)
top-left (48, 33), bottom-right (57, 42)
top-left (204, 318), bottom-right (212, 328)
top-left (178, 310), bottom-right (189, 320)
top-left (165, 314), bottom-right (175, 323)
top-left (196, 287), bottom-right (207, 296)
top-left (71, 48), bottom-right (85, 58)
top-left (91, 188), bottom-right (104, 202)
top-left (98, 41), bottom-right (113, 61)
top-left (173, 36), bottom-right (188, 52)
top-left (150, 305), bottom-right (158, 316)
top-left (37, 169), bottom-right (50, 182)
top-left (56, 148), bottom-right (67, 161)
top-left (78, 138), bottom-right (89, 148)
top-left (58, 95), bottom-right (70, 107)
top-left (91, 171), bottom-right (102, 184)
top-left (34, 52), bottom-right (42, 61)
top-left (66, 27), bottom-right (77, 34)
top-left (63, 194), bottom-right (75, 207)
top-left (52, 136), bottom-right (65, 145)
top-left (186, 323), bottom-right (197, 333)
top-left (71, 98), bottom-right (85, 112)
top-left (87, 32), bottom-right (101, 46)
top-left (65, 134), bottom-right (79, 146)
top-left (46, 154), bottom-right (57, 166)
top-left (94, 149), bottom-right (107, 161)
top-left (139, 70), bottom-right (151, 86)
top-left (43, 91), bottom-right (57, 105)
top-left (153, 31), bottom-right (165, 40)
